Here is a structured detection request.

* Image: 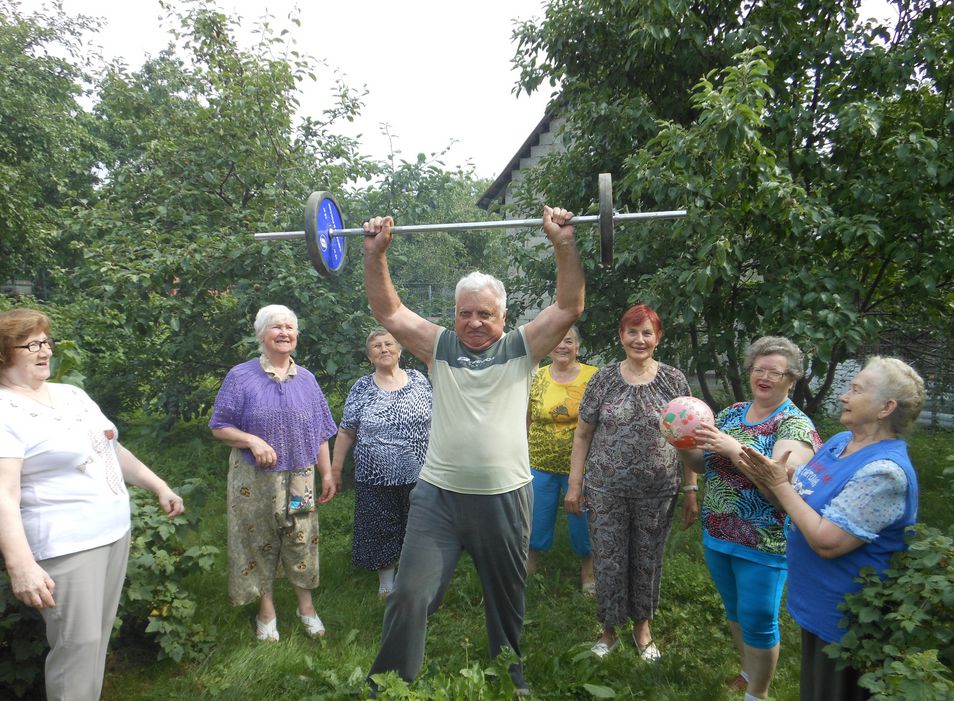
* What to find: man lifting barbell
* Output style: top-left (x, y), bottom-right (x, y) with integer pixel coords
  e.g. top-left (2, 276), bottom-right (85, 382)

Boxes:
top-left (361, 205), bottom-right (585, 698)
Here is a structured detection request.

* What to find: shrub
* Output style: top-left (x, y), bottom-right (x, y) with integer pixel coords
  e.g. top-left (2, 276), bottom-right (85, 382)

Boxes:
top-left (828, 524), bottom-right (954, 700)
top-left (0, 575), bottom-right (46, 698)
top-left (118, 478), bottom-right (220, 663)
top-left (0, 478), bottom-right (219, 696)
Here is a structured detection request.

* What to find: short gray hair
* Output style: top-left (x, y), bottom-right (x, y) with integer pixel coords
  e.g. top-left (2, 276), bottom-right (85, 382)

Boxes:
top-left (567, 325), bottom-right (581, 345)
top-left (744, 336), bottom-right (806, 381)
top-left (455, 271), bottom-right (506, 314)
top-left (864, 356), bottom-right (925, 435)
top-left (254, 304), bottom-right (298, 351)
top-left (365, 327), bottom-right (400, 353)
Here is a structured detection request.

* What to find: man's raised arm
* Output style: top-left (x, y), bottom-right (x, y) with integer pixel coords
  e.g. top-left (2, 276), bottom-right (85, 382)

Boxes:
top-left (524, 206), bottom-right (585, 364)
top-left (362, 216), bottom-right (440, 366)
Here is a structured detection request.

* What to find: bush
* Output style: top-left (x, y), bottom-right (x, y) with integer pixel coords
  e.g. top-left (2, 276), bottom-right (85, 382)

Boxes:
top-left (119, 479), bottom-right (220, 663)
top-left (828, 524), bottom-right (954, 700)
top-left (0, 478), bottom-right (219, 698)
top-left (0, 575), bottom-right (46, 698)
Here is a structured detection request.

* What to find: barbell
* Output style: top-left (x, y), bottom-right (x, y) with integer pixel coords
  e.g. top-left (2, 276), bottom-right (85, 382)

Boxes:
top-left (253, 173), bottom-right (686, 277)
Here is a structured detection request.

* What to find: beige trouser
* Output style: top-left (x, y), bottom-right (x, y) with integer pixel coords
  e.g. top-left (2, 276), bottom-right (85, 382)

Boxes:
top-left (39, 531), bottom-right (131, 701)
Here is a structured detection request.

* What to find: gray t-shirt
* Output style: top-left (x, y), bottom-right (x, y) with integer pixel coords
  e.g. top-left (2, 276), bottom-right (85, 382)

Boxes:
top-left (420, 326), bottom-right (535, 495)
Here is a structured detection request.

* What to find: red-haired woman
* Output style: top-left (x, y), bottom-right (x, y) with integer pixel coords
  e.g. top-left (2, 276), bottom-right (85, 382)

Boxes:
top-left (565, 304), bottom-right (699, 660)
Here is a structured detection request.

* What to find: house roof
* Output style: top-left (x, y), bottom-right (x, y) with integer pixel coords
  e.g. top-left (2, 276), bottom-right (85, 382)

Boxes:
top-left (477, 102), bottom-right (561, 210)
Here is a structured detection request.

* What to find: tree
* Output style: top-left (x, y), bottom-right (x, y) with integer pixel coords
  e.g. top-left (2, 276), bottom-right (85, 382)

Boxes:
top-left (510, 0), bottom-right (954, 413)
top-left (0, 0), bottom-right (104, 293)
top-left (348, 140), bottom-right (508, 321)
top-left (61, 0), bottom-right (375, 421)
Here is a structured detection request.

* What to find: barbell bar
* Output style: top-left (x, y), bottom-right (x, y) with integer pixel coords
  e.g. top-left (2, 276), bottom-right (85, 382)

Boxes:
top-left (253, 173), bottom-right (687, 277)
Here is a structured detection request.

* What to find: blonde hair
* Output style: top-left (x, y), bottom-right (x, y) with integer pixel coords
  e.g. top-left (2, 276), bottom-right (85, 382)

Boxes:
top-left (864, 356), bottom-right (925, 435)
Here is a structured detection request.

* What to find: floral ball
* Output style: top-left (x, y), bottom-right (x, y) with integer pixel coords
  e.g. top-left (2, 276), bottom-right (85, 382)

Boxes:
top-left (659, 396), bottom-right (714, 449)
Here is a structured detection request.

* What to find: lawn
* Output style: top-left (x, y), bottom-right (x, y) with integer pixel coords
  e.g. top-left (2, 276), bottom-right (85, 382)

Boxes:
top-left (82, 421), bottom-right (954, 699)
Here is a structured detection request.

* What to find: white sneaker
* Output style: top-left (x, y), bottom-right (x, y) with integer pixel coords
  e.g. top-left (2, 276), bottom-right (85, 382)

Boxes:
top-left (255, 616), bottom-right (279, 641)
top-left (297, 609), bottom-right (325, 637)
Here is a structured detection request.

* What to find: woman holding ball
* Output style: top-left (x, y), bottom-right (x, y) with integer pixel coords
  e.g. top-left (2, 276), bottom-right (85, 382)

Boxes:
top-left (687, 336), bottom-right (822, 701)
top-left (565, 304), bottom-right (699, 661)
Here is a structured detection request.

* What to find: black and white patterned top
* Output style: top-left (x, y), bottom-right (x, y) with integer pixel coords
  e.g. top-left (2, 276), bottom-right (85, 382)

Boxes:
top-left (340, 369), bottom-right (432, 486)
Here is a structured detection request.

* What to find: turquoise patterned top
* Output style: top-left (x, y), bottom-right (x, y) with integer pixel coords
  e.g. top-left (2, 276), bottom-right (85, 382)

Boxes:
top-left (702, 399), bottom-right (822, 561)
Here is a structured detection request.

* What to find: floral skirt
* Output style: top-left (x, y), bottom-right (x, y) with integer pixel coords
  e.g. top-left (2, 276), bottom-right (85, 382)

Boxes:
top-left (226, 448), bottom-right (320, 606)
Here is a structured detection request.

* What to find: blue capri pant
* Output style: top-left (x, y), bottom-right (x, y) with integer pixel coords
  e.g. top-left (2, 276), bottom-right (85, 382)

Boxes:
top-left (529, 469), bottom-right (592, 557)
top-left (704, 546), bottom-right (787, 648)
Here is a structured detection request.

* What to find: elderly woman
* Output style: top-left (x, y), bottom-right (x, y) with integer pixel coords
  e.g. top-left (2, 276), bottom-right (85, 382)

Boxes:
top-left (689, 336), bottom-right (822, 701)
top-left (209, 304), bottom-right (336, 641)
top-left (740, 357), bottom-right (923, 701)
top-left (0, 309), bottom-right (184, 700)
top-left (527, 325), bottom-right (598, 591)
top-left (565, 304), bottom-right (699, 660)
top-left (330, 328), bottom-right (431, 598)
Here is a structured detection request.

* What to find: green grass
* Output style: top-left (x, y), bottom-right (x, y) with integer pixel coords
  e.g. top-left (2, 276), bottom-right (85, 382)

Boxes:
top-left (95, 422), bottom-right (953, 700)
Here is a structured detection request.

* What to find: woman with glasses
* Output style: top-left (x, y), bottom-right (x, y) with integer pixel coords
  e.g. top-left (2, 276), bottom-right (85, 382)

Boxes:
top-left (0, 308), bottom-right (185, 701)
top-left (688, 336), bottom-right (822, 701)
top-left (739, 357), bottom-right (923, 701)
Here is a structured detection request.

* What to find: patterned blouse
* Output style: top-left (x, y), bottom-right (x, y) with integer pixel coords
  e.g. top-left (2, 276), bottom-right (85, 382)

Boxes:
top-left (579, 362), bottom-right (690, 499)
top-left (340, 369), bottom-right (432, 486)
top-left (702, 399), bottom-right (821, 558)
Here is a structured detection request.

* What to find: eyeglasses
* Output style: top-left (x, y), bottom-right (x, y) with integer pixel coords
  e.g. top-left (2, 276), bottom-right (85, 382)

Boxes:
top-left (751, 367), bottom-right (786, 381)
top-left (15, 339), bottom-right (56, 353)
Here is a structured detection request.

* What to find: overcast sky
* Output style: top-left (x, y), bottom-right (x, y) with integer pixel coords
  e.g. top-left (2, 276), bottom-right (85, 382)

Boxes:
top-left (23, 0), bottom-right (555, 181)
top-left (22, 0), bottom-right (894, 182)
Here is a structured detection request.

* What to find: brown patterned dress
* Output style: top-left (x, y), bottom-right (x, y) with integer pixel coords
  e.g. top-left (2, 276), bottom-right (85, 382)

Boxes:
top-left (578, 362), bottom-right (690, 626)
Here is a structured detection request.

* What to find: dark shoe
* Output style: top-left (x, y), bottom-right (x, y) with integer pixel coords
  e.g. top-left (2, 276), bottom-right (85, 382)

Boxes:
top-left (509, 663), bottom-right (531, 698)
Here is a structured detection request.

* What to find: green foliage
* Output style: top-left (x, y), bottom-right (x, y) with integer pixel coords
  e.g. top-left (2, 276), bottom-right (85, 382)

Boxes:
top-left (0, 0), bottom-right (105, 293)
top-left (48, 338), bottom-right (85, 387)
top-left (118, 479), bottom-right (220, 663)
top-left (510, 0), bottom-right (954, 415)
top-left (0, 574), bottom-right (45, 698)
top-left (59, 0), bottom-right (375, 423)
top-left (349, 147), bottom-right (507, 321)
top-left (828, 524), bottom-right (954, 700)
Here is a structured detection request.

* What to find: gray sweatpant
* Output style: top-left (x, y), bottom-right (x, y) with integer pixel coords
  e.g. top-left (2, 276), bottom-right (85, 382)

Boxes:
top-left (368, 480), bottom-right (532, 682)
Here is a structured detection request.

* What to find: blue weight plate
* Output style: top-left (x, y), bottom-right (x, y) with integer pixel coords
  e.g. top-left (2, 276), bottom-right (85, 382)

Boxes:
top-left (304, 191), bottom-right (347, 276)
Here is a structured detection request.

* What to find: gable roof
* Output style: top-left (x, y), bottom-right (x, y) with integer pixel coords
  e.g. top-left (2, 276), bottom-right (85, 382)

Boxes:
top-left (477, 102), bottom-right (562, 210)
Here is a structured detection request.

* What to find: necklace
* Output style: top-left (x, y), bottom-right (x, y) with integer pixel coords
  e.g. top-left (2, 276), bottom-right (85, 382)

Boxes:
top-left (0, 378), bottom-right (54, 407)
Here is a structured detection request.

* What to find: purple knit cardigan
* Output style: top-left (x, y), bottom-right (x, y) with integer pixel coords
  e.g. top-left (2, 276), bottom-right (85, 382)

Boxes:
top-left (209, 358), bottom-right (337, 472)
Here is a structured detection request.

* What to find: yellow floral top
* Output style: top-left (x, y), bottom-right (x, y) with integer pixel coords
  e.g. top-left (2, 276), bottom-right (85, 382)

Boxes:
top-left (527, 363), bottom-right (599, 474)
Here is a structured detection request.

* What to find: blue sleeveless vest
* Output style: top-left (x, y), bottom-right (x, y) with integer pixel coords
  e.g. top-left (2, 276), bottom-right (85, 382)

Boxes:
top-left (786, 431), bottom-right (918, 643)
